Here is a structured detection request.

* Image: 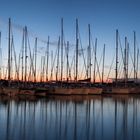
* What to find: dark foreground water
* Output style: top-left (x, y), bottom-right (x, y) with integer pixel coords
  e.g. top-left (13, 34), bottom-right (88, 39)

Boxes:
top-left (0, 95), bottom-right (140, 140)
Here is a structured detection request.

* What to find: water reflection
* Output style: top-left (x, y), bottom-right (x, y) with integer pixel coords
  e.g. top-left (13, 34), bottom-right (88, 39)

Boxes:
top-left (0, 95), bottom-right (140, 140)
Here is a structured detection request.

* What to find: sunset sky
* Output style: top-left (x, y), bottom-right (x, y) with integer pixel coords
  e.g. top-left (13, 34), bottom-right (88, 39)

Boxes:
top-left (0, 0), bottom-right (140, 81)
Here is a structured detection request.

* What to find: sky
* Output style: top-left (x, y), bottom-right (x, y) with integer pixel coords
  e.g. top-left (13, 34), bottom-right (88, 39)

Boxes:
top-left (0, 0), bottom-right (140, 81)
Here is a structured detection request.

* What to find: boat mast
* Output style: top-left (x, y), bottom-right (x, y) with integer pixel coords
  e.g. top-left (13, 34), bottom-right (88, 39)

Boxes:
top-left (11, 36), bottom-right (14, 79)
top-left (60, 18), bottom-right (64, 81)
top-left (0, 32), bottom-right (1, 79)
top-left (50, 51), bottom-right (53, 81)
top-left (134, 31), bottom-right (136, 82)
top-left (56, 37), bottom-right (60, 81)
top-left (40, 56), bottom-right (43, 82)
top-left (10, 35), bottom-right (13, 80)
top-left (124, 37), bottom-right (128, 87)
top-left (34, 37), bottom-right (37, 82)
top-left (46, 36), bottom-right (50, 82)
top-left (66, 41), bottom-right (69, 82)
top-left (102, 44), bottom-right (105, 84)
top-left (75, 18), bottom-right (79, 81)
top-left (115, 29), bottom-right (119, 85)
top-left (42, 56), bottom-right (45, 82)
top-left (9, 35), bottom-right (17, 80)
top-left (93, 38), bottom-right (97, 83)
top-left (127, 42), bottom-right (129, 83)
top-left (87, 24), bottom-right (91, 81)
top-left (11, 35), bottom-right (19, 81)
top-left (8, 18), bottom-right (11, 81)
top-left (24, 26), bottom-right (28, 83)
top-left (136, 48), bottom-right (139, 80)
top-left (21, 28), bottom-right (24, 81)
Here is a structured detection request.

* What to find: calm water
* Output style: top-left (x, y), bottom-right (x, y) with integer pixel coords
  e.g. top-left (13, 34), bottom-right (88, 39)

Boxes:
top-left (0, 95), bottom-right (140, 140)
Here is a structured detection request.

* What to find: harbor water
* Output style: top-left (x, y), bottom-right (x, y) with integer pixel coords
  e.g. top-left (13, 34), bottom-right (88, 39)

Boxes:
top-left (0, 95), bottom-right (140, 140)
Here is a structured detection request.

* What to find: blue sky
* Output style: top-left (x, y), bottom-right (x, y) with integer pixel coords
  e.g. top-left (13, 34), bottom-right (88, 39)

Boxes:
top-left (0, 0), bottom-right (140, 80)
top-left (1, 0), bottom-right (140, 40)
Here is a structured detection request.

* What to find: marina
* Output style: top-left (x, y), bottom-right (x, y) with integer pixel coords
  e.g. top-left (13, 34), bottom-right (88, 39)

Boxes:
top-left (0, 1), bottom-right (140, 140)
top-left (0, 18), bottom-right (140, 96)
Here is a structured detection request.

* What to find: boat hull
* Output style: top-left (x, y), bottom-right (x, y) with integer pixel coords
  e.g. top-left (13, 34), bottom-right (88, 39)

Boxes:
top-left (1, 87), bottom-right (19, 96)
top-left (103, 87), bottom-right (140, 94)
top-left (18, 89), bottom-right (35, 96)
top-left (48, 87), bottom-right (102, 95)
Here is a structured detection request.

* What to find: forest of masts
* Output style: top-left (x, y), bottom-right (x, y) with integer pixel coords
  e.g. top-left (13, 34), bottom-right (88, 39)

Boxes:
top-left (0, 18), bottom-right (139, 84)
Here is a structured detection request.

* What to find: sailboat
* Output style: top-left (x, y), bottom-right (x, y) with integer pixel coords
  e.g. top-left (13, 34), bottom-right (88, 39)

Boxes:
top-left (103, 30), bottom-right (140, 94)
top-left (47, 20), bottom-right (102, 95)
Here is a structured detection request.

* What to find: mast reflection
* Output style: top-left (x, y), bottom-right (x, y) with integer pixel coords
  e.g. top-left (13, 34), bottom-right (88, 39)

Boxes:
top-left (0, 96), bottom-right (140, 140)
